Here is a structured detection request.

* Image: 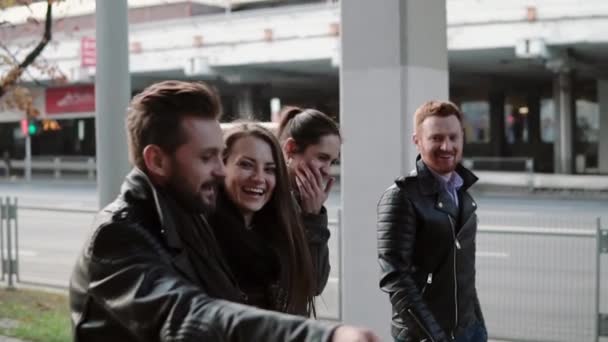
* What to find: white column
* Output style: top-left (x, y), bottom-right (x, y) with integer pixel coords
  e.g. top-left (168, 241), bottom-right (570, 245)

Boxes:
top-left (24, 135), bottom-right (31, 182)
top-left (235, 87), bottom-right (254, 119)
top-left (95, 0), bottom-right (131, 208)
top-left (340, 1), bottom-right (448, 339)
top-left (599, 80), bottom-right (608, 174)
top-left (553, 71), bottom-right (573, 174)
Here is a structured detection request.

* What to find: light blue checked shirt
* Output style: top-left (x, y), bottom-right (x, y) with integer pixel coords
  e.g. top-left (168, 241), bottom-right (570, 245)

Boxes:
top-left (430, 169), bottom-right (464, 208)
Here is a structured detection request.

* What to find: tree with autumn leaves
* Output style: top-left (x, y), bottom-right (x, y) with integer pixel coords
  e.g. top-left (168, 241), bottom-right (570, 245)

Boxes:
top-left (0, 0), bottom-right (60, 118)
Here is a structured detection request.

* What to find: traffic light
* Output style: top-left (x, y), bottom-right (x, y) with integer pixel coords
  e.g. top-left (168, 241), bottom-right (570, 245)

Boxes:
top-left (20, 119), bottom-right (40, 137)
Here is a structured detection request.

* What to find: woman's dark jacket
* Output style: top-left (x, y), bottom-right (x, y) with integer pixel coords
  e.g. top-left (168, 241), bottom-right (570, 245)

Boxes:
top-left (377, 158), bottom-right (485, 342)
top-left (69, 169), bottom-right (336, 342)
top-left (210, 188), bottom-right (331, 314)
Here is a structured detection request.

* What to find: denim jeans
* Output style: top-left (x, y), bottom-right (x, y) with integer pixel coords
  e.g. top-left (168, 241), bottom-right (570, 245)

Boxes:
top-left (453, 321), bottom-right (487, 342)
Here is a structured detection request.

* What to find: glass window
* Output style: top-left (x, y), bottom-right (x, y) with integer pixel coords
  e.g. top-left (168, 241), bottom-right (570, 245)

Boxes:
top-left (461, 101), bottom-right (490, 143)
top-left (574, 99), bottom-right (599, 172)
top-left (504, 97), bottom-right (529, 144)
top-left (575, 100), bottom-right (599, 143)
top-left (540, 98), bottom-right (555, 143)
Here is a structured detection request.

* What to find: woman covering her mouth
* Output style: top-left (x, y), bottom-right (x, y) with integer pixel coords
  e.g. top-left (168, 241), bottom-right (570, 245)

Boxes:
top-left (209, 122), bottom-right (318, 316)
top-left (277, 107), bottom-right (341, 295)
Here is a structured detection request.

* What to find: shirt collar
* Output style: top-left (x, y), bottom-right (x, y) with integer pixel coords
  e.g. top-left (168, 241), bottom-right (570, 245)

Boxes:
top-left (428, 168), bottom-right (464, 191)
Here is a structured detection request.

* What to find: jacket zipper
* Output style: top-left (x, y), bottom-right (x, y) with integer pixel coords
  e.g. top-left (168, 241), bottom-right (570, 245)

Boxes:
top-left (408, 309), bottom-right (436, 342)
top-left (421, 272), bottom-right (433, 295)
top-left (448, 215), bottom-right (459, 338)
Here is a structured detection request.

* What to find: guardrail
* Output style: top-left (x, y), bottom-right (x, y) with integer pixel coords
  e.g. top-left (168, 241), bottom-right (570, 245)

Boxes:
top-left (1, 198), bottom-right (607, 340)
top-left (0, 157), bottom-right (96, 180)
top-left (476, 220), bottom-right (607, 342)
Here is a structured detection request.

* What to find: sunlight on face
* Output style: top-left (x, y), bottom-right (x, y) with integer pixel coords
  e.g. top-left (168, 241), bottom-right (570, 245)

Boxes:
top-left (415, 115), bottom-right (463, 176)
top-left (224, 135), bottom-right (277, 223)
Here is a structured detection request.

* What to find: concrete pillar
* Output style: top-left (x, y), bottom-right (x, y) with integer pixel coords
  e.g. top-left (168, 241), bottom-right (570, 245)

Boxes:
top-left (340, 1), bottom-right (448, 339)
top-left (234, 87), bottom-right (254, 119)
top-left (95, 0), bottom-right (131, 208)
top-left (599, 80), bottom-right (608, 174)
top-left (527, 93), bottom-right (541, 144)
top-left (553, 71), bottom-right (574, 174)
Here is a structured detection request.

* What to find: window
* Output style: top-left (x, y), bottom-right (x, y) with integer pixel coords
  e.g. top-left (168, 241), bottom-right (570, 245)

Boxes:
top-left (461, 101), bottom-right (490, 143)
top-left (575, 100), bottom-right (599, 143)
top-left (504, 96), bottom-right (529, 144)
top-left (540, 98), bottom-right (555, 143)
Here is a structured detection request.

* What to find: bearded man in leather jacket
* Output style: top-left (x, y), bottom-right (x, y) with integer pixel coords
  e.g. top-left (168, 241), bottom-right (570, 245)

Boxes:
top-left (69, 80), bottom-right (379, 342)
top-left (377, 101), bottom-right (486, 342)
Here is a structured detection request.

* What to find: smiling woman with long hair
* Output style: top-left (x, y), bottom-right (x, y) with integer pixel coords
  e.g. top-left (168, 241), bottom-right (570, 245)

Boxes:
top-left (209, 122), bottom-right (316, 316)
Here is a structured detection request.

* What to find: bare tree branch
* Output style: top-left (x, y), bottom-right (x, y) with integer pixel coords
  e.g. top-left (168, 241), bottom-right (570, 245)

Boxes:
top-left (0, 0), bottom-right (53, 100)
top-left (1, 41), bottom-right (45, 87)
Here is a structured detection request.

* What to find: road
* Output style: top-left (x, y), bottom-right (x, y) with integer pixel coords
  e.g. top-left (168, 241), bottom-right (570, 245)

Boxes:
top-left (1, 180), bottom-right (607, 342)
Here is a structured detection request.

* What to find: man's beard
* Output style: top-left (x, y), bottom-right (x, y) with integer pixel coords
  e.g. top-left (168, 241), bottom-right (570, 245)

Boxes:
top-left (165, 172), bottom-right (221, 215)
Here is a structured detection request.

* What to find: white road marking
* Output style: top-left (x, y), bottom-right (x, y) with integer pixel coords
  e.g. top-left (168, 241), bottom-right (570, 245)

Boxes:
top-left (16, 249), bottom-right (38, 257)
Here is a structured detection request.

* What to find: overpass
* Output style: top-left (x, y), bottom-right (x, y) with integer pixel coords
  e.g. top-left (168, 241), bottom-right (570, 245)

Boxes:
top-left (2, 0), bottom-right (608, 175)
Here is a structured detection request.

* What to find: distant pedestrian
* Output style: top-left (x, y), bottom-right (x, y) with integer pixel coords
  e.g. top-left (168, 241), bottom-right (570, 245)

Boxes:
top-left (377, 100), bottom-right (486, 342)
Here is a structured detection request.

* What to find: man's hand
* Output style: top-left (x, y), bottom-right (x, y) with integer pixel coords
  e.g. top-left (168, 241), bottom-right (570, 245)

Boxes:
top-left (295, 161), bottom-right (334, 215)
top-left (332, 326), bottom-right (381, 342)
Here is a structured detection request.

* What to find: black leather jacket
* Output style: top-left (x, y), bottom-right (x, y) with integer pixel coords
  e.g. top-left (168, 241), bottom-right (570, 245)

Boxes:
top-left (69, 169), bottom-right (337, 342)
top-left (377, 158), bottom-right (485, 342)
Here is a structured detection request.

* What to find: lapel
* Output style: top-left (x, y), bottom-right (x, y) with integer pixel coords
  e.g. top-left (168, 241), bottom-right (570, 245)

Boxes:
top-left (435, 190), bottom-right (459, 219)
top-left (121, 168), bottom-right (204, 283)
top-left (162, 208), bottom-right (202, 282)
top-left (458, 190), bottom-right (478, 228)
top-left (415, 156), bottom-right (479, 223)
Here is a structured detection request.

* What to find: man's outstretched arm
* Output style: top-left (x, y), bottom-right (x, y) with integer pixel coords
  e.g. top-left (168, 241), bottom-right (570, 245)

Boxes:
top-left (75, 221), bottom-right (378, 342)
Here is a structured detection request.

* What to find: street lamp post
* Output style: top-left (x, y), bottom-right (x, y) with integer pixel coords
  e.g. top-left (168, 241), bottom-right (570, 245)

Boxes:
top-left (95, 0), bottom-right (131, 208)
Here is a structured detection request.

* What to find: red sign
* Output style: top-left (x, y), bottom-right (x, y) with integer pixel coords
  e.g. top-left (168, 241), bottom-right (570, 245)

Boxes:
top-left (81, 37), bottom-right (96, 67)
top-left (46, 85), bottom-right (95, 114)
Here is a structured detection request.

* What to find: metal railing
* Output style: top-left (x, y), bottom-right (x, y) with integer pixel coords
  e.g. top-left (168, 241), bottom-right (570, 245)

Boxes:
top-left (463, 156), bottom-right (535, 174)
top-left (3, 197), bottom-right (607, 341)
top-left (0, 156), bottom-right (96, 180)
top-left (475, 214), bottom-right (607, 342)
top-left (321, 209), bottom-right (607, 341)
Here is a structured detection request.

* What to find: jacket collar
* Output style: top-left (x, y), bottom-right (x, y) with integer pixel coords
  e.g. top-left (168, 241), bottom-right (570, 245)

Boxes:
top-left (120, 168), bottom-right (242, 299)
top-left (414, 156), bottom-right (479, 222)
top-left (120, 168), bottom-right (187, 250)
top-left (415, 155), bottom-right (478, 196)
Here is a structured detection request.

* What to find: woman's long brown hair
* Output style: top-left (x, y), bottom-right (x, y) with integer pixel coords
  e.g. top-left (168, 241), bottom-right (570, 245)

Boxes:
top-left (223, 122), bottom-right (316, 316)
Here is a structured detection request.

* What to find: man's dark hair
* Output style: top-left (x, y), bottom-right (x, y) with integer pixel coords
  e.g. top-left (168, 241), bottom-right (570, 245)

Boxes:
top-left (126, 80), bottom-right (222, 170)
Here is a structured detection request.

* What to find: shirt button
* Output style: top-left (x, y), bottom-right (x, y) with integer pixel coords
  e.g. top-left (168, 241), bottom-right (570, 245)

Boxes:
top-left (472, 202), bottom-right (477, 207)
top-left (438, 202), bottom-right (443, 208)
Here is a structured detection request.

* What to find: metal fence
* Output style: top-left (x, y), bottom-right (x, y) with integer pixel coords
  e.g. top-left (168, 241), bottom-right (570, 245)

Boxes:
top-left (2, 199), bottom-right (607, 341)
top-left (318, 209), bottom-right (608, 341)
top-left (0, 203), bottom-right (95, 289)
top-left (476, 213), bottom-right (607, 342)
